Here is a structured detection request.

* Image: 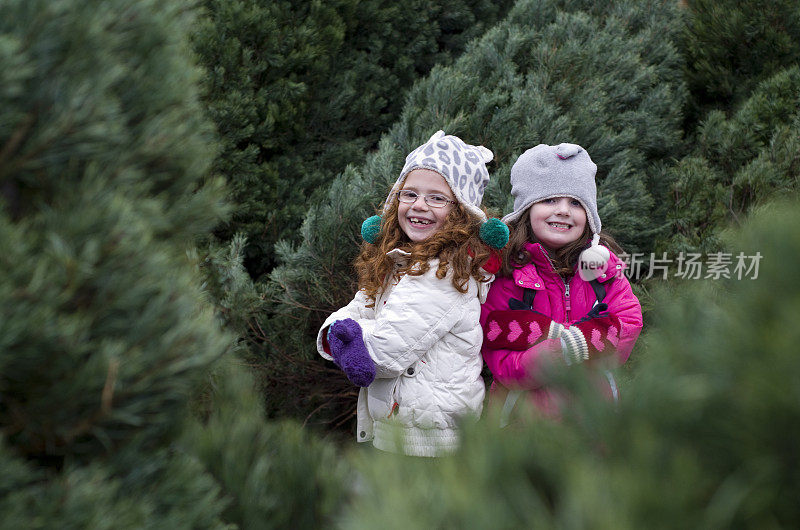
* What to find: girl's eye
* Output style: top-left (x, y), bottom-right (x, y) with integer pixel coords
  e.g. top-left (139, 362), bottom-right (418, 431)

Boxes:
top-left (542, 198), bottom-right (556, 204)
top-left (571, 199), bottom-right (581, 207)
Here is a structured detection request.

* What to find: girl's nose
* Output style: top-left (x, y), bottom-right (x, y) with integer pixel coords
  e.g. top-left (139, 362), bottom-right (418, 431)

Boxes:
top-left (411, 195), bottom-right (429, 210)
top-left (554, 198), bottom-right (570, 214)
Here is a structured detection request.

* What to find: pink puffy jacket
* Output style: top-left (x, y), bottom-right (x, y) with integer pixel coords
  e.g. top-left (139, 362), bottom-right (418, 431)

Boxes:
top-left (480, 242), bottom-right (643, 416)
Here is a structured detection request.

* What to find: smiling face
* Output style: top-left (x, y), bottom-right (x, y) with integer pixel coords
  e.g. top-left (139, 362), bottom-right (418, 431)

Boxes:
top-left (528, 197), bottom-right (587, 252)
top-left (397, 169), bottom-right (455, 242)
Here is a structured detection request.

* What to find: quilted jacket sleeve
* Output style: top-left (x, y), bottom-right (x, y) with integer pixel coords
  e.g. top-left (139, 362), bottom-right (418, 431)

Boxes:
top-left (316, 290), bottom-right (375, 361)
top-left (593, 274), bottom-right (642, 364)
top-left (361, 260), bottom-right (479, 378)
top-left (480, 277), bottom-right (562, 389)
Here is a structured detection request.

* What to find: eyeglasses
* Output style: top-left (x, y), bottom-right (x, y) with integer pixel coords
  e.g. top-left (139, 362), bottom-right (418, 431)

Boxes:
top-left (396, 190), bottom-right (456, 208)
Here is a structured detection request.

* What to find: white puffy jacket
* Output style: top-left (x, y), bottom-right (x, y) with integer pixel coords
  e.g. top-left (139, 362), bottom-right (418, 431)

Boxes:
top-left (317, 249), bottom-right (491, 457)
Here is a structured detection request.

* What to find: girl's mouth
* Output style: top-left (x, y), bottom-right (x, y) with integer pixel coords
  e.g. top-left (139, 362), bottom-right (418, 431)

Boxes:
top-left (548, 222), bottom-right (572, 230)
top-left (409, 217), bottom-right (434, 226)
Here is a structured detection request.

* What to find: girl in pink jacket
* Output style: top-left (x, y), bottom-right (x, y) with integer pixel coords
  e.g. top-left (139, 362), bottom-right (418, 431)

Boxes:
top-left (481, 143), bottom-right (642, 421)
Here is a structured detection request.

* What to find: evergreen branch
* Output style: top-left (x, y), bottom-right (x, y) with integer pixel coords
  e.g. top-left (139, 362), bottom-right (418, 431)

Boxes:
top-left (0, 113), bottom-right (36, 179)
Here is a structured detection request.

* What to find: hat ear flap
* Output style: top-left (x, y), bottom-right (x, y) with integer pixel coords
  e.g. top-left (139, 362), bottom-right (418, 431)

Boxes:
top-left (361, 215), bottom-right (382, 244)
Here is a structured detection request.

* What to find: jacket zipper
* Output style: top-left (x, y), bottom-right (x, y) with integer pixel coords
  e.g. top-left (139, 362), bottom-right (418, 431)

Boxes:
top-left (541, 248), bottom-right (571, 322)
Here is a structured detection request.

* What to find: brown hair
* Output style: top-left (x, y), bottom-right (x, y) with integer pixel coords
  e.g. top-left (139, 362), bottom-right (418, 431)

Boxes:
top-left (355, 193), bottom-right (492, 305)
top-left (500, 208), bottom-right (622, 278)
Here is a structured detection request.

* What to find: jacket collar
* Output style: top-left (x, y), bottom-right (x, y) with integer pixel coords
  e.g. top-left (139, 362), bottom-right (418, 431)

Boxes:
top-left (513, 241), bottom-right (623, 285)
top-left (526, 242), bottom-right (557, 273)
top-left (386, 248), bottom-right (411, 266)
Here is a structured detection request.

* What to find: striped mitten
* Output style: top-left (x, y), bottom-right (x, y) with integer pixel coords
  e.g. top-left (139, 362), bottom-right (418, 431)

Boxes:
top-left (560, 305), bottom-right (621, 364)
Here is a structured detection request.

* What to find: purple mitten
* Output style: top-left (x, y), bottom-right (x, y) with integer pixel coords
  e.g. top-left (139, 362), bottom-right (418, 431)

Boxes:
top-left (328, 318), bottom-right (376, 387)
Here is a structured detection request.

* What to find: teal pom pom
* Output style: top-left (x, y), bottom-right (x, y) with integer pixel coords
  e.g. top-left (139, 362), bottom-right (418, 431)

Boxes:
top-left (480, 218), bottom-right (509, 249)
top-left (361, 215), bottom-right (382, 244)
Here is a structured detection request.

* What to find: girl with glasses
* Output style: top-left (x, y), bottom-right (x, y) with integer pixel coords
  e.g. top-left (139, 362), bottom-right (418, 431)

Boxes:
top-left (316, 131), bottom-right (507, 456)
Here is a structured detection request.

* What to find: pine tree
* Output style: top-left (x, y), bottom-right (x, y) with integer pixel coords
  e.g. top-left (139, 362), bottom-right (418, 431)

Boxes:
top-left (260, 0), bottom-right (687, 428)
top-left (183, 361), bottom-right (349, 529)
top-left (0, 0), bottom-right (230, 525)
top-left (193, 0), bottom-right (516, 278)
top-left (0, 1), bottom-right (346, 526)
top-left (657, 1), bottom-right (800, 255)
top-left (682, 0), bottom-right (800, 120)
top-left (664, 66), bottom-right (800, 254)
top-left (0, 0), bottom-right (226, 461)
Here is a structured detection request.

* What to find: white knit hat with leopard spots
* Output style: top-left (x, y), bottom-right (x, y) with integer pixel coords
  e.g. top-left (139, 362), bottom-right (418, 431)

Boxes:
top-left (383, 130), bottom-right (493, 221)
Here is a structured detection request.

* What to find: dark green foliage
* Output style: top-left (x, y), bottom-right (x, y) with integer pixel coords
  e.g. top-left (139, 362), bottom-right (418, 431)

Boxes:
top-left (342, 198), bottom-right (800, 528)
top-left (682, 0), bottom-right (800, 117)
top-left (0, 2), bottom-right (224, 234)
top-left (0, 440), bottom-right (228, 530)
top-left (0, 0), bottom-right (348, 527)
top-left (341, 412), bottom-right (583, 528)
top-left (184, 362), bottom-right (349, 529)
top-left (199, 234), bottom-right (265, 340)
top-left (0, 188), bottom-right (225, 462)
top-left (0, 0), bottom-right (227, 465)
top-left (193, 0), bottom-right (515, 278)
top-left (664, 66), bottom-right (800, 253)
top-left (659, 0), bottom-right (800, 274)
top-left (260, 0), bottom-right (687, 427)
top-left (607, 200), bottom-right (800, 527)
top-left (0, 0), bottom-right (235, 524)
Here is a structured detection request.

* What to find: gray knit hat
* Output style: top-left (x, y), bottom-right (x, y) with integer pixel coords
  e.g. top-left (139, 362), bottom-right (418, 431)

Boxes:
top-left (383, 130), bottom-right (493, 221)
top-left (502, 143), bottom-right (600, 234)
top-left (503, 143), bottom-right (609, 280)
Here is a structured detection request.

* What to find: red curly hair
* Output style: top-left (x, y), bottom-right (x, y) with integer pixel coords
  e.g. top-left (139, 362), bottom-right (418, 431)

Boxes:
top-left (355, 190), bottom-right (492, 305)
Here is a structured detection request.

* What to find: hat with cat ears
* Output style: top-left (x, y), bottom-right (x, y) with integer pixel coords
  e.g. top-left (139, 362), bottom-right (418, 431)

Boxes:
top-left (502, 142), bottom-right (600, 234)
top-left (383, 130), bottom-right (494, 221)
top-left (503, 143), bottom-right (608, 280)
top-left (363, 131), bottom-right (508, 249)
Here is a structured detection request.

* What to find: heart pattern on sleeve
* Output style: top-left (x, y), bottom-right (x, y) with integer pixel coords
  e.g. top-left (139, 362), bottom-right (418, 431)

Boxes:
top-left (483, 310), bottom-right (552, 351)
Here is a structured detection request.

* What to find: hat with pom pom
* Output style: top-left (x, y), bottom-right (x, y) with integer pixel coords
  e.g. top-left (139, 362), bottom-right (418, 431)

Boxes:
top-left (362, 131), bottom-right (509, 250)
top-left (384, 130), bottom-right (494, 222)
top-left (362, 214), bottom-right (509, 250)
top-left (502, 143), bottom-right (608, 280)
